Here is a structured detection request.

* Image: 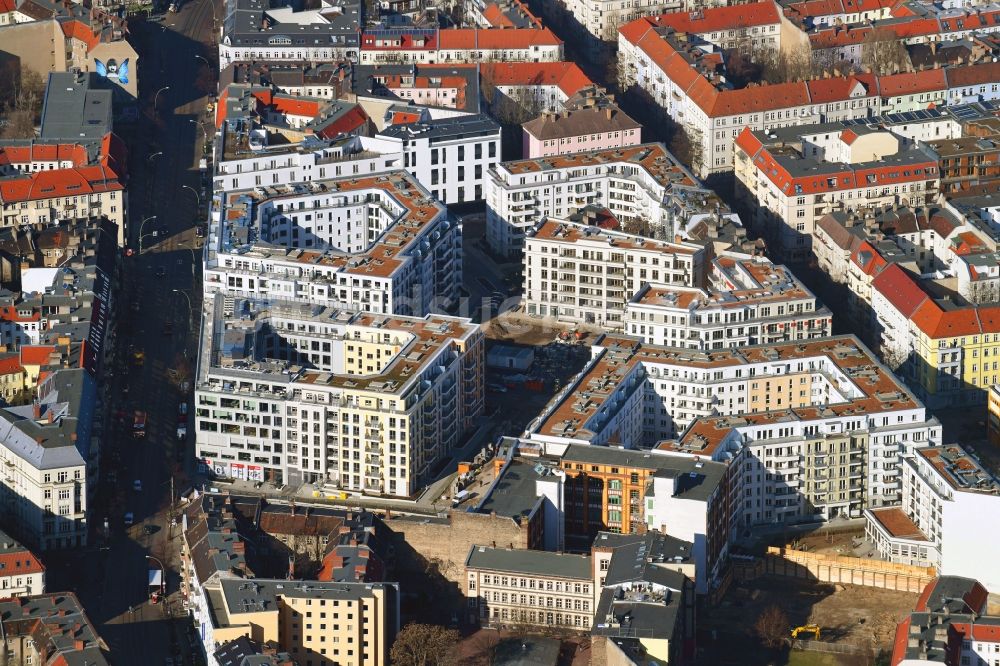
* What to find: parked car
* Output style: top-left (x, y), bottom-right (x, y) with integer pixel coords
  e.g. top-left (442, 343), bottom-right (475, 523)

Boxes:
top-left (178, 402), bottom-right (188, 416)
top-left (133, 479), bottom-right (142, 492)
top-left (124, 512), bottom-right (134, 526)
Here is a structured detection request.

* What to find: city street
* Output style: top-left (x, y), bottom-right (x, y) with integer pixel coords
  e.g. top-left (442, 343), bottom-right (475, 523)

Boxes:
top-left (44, 1), bottom-right (217, 664)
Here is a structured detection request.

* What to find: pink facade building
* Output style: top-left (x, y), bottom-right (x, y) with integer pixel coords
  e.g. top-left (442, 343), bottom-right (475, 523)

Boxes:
top-left (521, 89), bottom-right (641, 158)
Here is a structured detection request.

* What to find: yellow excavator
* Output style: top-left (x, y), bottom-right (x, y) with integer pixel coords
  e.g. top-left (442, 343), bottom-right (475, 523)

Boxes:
top-left (791, 624), bottom-right (821, 640)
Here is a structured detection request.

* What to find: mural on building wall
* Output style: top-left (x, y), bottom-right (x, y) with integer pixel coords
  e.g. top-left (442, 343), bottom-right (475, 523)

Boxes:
top-left (95, 57), bottom-right (129, 85)
top-left (88, 41), bottom-right (139, 99)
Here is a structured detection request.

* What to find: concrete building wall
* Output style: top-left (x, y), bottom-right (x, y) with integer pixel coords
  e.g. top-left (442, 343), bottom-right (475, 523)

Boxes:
top-left (0, 20), bottom-right (67, 77)
top-left (385, 511), bottom-right (531, 584)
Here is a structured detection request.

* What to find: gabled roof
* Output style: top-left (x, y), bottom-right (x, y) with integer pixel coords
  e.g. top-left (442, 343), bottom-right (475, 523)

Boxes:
top-left (648, 2), bottom-right (780, 34)
top-left (878, 69), bottom-right (947, 97)
top-left (480, 61), bottom-right (593, 97)
top-left (871, 263), bottom-right (928, 317)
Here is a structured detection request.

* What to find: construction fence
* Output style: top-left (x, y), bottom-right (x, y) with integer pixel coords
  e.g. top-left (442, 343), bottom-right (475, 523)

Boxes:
top-left (757, 547), bottom-right (936, 593)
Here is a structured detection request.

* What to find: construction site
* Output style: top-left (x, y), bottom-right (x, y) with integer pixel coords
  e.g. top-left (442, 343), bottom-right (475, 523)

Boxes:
top-left (699, 576), bottom-right (917, 665)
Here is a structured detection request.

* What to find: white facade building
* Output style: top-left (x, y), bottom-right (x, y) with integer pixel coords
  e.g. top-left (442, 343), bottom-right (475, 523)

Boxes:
top-left (194, 299), bottom-right (484, 497)
top-left (486, 143), bottom-right (699, 258)
top-left (521, 218), bottom-right (705, 329)
top-left (624, 255), bottom-right (832, 348)
top-left (868, 445), bottom-right (1000, 592)
top-left (376, 115), bottom-right (501, 204)
top-left (205, 169), bottom-right (461, 317)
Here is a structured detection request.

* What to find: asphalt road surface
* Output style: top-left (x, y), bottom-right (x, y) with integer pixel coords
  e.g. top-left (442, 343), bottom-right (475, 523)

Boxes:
top-left (45, 2), bottom-right (216, 664)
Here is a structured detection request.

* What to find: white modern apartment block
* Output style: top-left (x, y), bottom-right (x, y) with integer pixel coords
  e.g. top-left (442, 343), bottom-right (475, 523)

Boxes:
top-left (521, 218), bottom-right (705, 329)
top-left (624, 255), bottom-right (832, 349)
top-left (214, 115), bottom-right (499, 206)
top-left (194, 298), bottom-right (484, 497)
top-left (205, 169), bottom-right (461, 317)
top-left (526, 335), bottom-right (941, 527)
top-left (375, 115), bottom-right (501, 204)
top-left (486, 143), bottom-right (700, 258)
top-left (866, 445), bottom-right (1000, 592)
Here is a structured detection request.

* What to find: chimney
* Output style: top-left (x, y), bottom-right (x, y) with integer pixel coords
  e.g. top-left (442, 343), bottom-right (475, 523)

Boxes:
top-left (288, 554), bottom-right (295, 579)
top-left (290, 498), bottom-right (296, 516)
top-left (32, 402), bottom-right (40, 419)
top-left (605, 107), bottom-right (613, 120)
top-left (73, 639), bottom-right (85, 651)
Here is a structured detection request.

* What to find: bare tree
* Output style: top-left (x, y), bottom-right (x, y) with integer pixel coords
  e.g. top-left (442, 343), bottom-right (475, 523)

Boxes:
top-left (467, 630), bottom-right (502, 666)
top-left (0, 66), bottom-right (44, 140)
top-left (754, 605), bottom-right (789, 649)
top-left (862, 27), bottom-right (911, 75)
top-left (390, 624), bottom-right (461, 666)
top-left (670, 125), bottom-right (704, 176)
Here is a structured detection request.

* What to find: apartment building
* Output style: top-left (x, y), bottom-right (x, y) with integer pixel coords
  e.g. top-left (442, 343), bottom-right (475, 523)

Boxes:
top-left (871, 262), bottom-right (1000, 408)
top-left (526, 334), bottom-right (939, 534)
top-left (486, 143), bottom-right (700, 258)
top-left (891, 576), bottom-right (1000, 666)
top-left (866, 445), bottom-right (1000, 591)
top-left (521, 218), bottom-right (706, 329)
top-left (562, 0), bottom-right (683, 44)
top-left (591, 532), bottom-right (696, 665)
top-left (734, 126), bottom-right (940, 261)
top-left (376, 115), bottom-right (500, 203)
top-left (0, 369), bottom-right (96, 550)
top-left (0, 529), bottom-right (45, 596)
top-left (479, 62), bottom-right (594, 115)
top-left (989, 384), bottom-right (1000, 447)
top-left (464, 546), bottom-right (595, 630)
top-left (194, 298), bottom-right (483, 497)
top-left (470, 438), bottom-right (726, 592)
top-left (206, 578), bottom-right (398, 666)
top-left (522, 88), bottom-right (642, 159)
top-left (624, 255), bottom-right (832, 349)
top-left (618, 11), bottom-right (1000, 177)
top-left (218, 0), bottom-right (362, 68)
top-left (357, 27), bottom-right (564, 65)
top-left (205, 169), bottom-right (461, 317)
top-left (0, 593), bottom-right (109, 666)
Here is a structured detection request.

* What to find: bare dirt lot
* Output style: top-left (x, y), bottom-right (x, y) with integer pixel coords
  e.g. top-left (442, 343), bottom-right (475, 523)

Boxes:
top-left (790, 527), bottom-right (868, 557)
top-left (699, 577), bottom-right (916, 665)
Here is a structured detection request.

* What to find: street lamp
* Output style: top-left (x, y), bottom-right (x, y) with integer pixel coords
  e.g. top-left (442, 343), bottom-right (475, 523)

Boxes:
top-left (137, 215), bottom-right (158, 253)
top-left (181, 184), bottom-right (202, 208)
top-left (146, 151), bottom-right (164, 164)
top-left (189, 118), bottom-right (207, 143)
top-left (154, 86), bottom-right (171, 112)
top-left (145, 555), bottom-right (166, 598)
top-left (194, 54), bottom-right (210, 66)
top-left (172, 289), bottom-right (194, 324)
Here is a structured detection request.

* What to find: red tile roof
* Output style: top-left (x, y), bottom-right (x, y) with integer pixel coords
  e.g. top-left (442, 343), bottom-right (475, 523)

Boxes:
top-left (0, 164), bottom-right (123, 204)
top-left (0, 355), bottom-right (23, 377)
top-left (388, 110), bottom-right (422, 125)
top-left (61, 19), bottom-right (100, 51)
top-left (314, 105), bottom-right (369, 140)
top-left (19, 345), bottom-right (56, 366)
top-left (871, 264), bottom-right (928, 317)
top-left (851, 240), bottom-right (887, 276)
top-left (0, 0), bottom-right (16, 12)
top-left (480, 62), bottom-right (593, 97)
top-left (947, 61), bottom-right (1000, 87)
top-left (648, 2), bottom-right (780, 34)
top-left (0, 550), bottom-right (44, 575)
top-left (878, 69), bottom-right (947, 96)
top-left (0, 306), bottom-right (40, 323)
